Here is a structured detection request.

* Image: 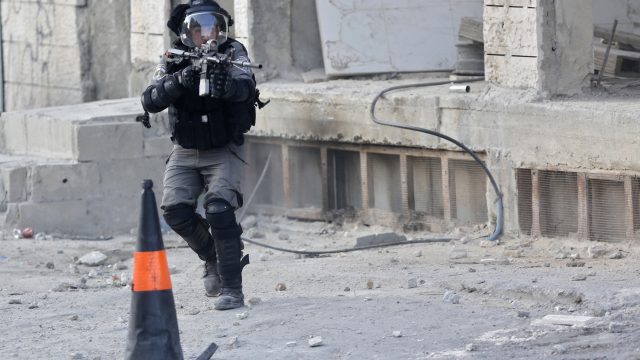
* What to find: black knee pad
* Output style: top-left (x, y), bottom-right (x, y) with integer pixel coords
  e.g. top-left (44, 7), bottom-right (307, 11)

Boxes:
top-left (206, 199), bottom-right (240, 232)
top-left (163, 205), bottom-right (202, 236)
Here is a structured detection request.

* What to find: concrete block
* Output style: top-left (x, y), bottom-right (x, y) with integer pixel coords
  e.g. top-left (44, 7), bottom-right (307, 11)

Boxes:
top-left (143, 137), bottom-right (173, 158)
top-left (1, 1), bottom-right (81, 47)
top-left (485, 54), bottom-right (538, 88)
top-left (17, 200), bottom-right (92, 235)
top-left (25, 116), bottom-right (76, 158)
top-left (96, 157), bottom-right (166, 197)
top-left (130, 32), bottom-right (165, 64)
top-left (484, 6), bottom-right (536, 56)
top-left (2, 113), bottom-right (28, 154)
top-left (74, 122), bottom-right (143, 161)
top-left (29, 163), bottom-right (100, 203)
top-left (4, 83), bottom-right (83, 112)
top-left (131, 0), bottom-right (168, 34)
top-left (2, 167), bottom-right (28, 202)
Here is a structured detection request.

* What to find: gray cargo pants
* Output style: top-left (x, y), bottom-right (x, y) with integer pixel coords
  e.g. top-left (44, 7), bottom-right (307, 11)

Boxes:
top-left (161, 144), bottom-right (245, 210)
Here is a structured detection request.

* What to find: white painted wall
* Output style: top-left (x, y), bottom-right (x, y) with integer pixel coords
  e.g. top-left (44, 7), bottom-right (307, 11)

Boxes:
top-left (315, 0), bottom-right (483, 76)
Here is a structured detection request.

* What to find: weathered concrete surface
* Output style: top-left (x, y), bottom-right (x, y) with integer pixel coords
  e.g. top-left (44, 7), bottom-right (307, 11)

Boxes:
top-left (2, 78), bottom-right (640, 236)
top-left (1, 222), bottom-right (640, 359)
top-left (484, 0), bottom-right (593, 96)
top-left (1, 0), bottom-right (130, 111)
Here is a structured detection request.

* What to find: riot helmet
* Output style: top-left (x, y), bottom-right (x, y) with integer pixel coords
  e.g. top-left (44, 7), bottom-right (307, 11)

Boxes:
top-left (180, 0), bottom-right (232, 48)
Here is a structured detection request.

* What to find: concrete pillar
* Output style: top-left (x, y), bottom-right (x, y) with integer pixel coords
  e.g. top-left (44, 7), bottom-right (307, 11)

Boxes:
top-left (129, 0), bottom-right (172, 97)
top-left (484, 0), bottom-right (593, 96)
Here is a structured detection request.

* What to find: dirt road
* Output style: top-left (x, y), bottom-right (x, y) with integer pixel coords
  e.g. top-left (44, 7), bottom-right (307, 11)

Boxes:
top-left (1, 217), bottom-right (639, 359)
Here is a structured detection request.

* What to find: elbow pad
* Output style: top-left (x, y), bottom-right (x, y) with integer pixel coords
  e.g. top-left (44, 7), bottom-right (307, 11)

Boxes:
top-left (141, 75), bottom-right (184, 113)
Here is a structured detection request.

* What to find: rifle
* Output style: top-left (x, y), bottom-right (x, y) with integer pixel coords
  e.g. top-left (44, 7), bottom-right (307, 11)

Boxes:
top-left (166, 40), bottom-right (263, 97)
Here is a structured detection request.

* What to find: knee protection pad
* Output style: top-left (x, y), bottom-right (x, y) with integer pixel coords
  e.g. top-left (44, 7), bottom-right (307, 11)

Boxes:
top-left (163, 204), bottom-right (200, 235)
top-left (206, 199), bottom-right (242, 236)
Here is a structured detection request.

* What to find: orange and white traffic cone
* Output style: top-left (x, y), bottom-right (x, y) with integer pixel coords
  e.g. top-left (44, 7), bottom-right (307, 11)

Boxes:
top-left (125, 180), bottom-right (183, 360)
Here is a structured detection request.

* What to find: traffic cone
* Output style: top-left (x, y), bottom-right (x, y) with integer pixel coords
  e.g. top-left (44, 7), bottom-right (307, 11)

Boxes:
top-left (125, 179), bottom-right (183, 360)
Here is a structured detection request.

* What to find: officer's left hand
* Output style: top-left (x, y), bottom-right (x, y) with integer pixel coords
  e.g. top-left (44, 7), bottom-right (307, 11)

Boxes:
top-left (211, 65), bottom-right (235, 99)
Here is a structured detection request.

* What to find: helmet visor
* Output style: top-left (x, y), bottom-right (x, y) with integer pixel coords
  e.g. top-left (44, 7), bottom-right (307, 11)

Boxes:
top-left (180, 12), bottom-right (228, 48)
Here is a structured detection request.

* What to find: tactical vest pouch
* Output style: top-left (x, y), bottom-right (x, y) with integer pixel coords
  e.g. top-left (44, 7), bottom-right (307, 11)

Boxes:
top-left (170, 106), bottom-right (229, 150)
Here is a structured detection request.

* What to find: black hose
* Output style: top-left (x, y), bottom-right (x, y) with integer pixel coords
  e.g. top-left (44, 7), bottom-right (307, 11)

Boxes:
top-left (369, 78), bottom-right (503, 241)
top-left (241, 236), bottom-right (454, 255)
top-left (166, 236), bottom-right (456, 255)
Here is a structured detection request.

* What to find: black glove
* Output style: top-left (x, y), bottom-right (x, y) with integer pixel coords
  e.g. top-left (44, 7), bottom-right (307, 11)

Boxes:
top-left (211, 65), bottom-right (235, 99)
top-left (175, 66), bottom-right (198, 90)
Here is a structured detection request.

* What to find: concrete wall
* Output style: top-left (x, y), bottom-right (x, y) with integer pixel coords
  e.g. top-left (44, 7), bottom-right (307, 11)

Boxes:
top-left (484, 0), bottom-right (593, 96)
top-left (1, 0), bottom-right (130, 112)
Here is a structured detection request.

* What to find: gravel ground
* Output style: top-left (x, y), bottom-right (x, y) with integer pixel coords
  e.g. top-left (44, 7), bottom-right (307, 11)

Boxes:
top-left (0, 216), bottom-right (639, 359)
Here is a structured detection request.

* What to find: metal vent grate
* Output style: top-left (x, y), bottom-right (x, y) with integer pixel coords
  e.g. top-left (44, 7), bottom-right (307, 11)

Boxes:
top-left (449, 159), bottom-right (487, 224)
top-left (367, 153), bottom-right (402, 213)
top-left (328, 149), bottom-right (362, 210)
top-left (588, 178), bottom-right (626, 242)
top-left (516, 169), bottom-right (533, 235)
top-left (289, 146), bottom-right (323, 209)
top-left (407, 156), bottom-right (443, 218)
top-left (539, 171), bottom-right (578, 238)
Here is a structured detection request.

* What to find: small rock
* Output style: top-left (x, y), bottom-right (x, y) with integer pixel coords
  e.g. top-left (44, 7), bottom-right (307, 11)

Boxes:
top-left (356, 233), bottom-right (406, 248)
top-left (8, 299), bottom-right (21, 305)
top-left (186, 309), bottom-right (200, 315)
top-left (407, 278), bottom-right (418, 289)
top-left (275, 283), bottom-right (287, 291)
top-left (286, 341), bottom-right (297, 347)
top-left (552, 344), bottom-right (567, 354)
top-left (364, 297), bottom-right (372, 301)
top-left (366, 280), bottom-right (374, 289)
top-left (468, 268), bottom-right (476, 273)
top-left (168, 266), bottom-right (179, 275)
top-left (344, 287), bottom-right (351, 292)
top-left (248, 297), bottom-right (262, 306)
top-left (114, 263), bottom-right (128, 271)
top-left (588, 245), bottom-right (608, 259)
top-left (278, 233), bottom-right (290, 241)
top-left (479, 240), bottom-right (497, 248)
top-left (443, 291), bottom-right (460, 304)
top-left (517, 311), bottom-right (530, 318)
top-left (588, 271), bottom-right (597, 277)
top-left (480, 258), bottom-right (510, 265)
top-left (259, 253), bottom-right (268, 261)
top-left (609, 251), bottom-right (624, 260)
top-left (270, 225), bottom-right (281, 233)
top-left (566, 260), bottom-right (585, 268)
top-left (503, 249), bottom-right (523, 258)
top-left (465, 343), bottom-right (477, 352)
top-left (449, 249), bottom-right (468, 260)
top-left (555, 252), bottom-right (568, 260)
top-left (28, 302), bottom-right (39, 309)
top-left (414, 250), bottom-right (422, 257)
top-left (228, 336), bottom-right (241, 349)
top-left (88, 269), bottom-right (99, 278)
top-left (78, 251), bottom-right (108, 266)
top-left (571, 274), bottom-right (587, 281)
top-left (236, 312), bottom-right (248, 320)
top-left (46, 262), bottom-right (55, 270)
top-left (544, 263), bottom-right (551, 267)
top-left (390, 258), bottom-right (399, 264)
top-left (70, 352), bottom-right (85, 360)
top-left (609, 322), bottom-right (625, 333)
top-left (68, 264), bottom-right (80, 274)
top-left (68, 315), bottom-right (79, 321)
top-left (460, 236), bottom-right (470, 244)
top-left (308, 336), bottom-right (323, 347)
top-left (392, 330), bottom-right (402, 337)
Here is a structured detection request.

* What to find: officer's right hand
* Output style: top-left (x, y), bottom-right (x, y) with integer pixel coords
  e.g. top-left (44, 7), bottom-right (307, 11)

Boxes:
top-left (175, 66), bottom-right (198, 90)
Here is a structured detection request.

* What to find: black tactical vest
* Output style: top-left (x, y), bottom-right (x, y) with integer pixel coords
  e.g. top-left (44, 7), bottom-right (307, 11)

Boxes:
top-left (167, 39), bottom-right (256, 150)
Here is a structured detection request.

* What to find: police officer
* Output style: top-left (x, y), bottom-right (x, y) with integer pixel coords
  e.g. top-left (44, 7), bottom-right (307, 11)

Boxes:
top-left (141, 0), bottom-right (255, 310)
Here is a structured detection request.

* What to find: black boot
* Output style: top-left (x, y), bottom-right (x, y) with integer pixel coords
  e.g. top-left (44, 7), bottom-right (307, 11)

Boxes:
top-left (203, 261), bottom-right (222, 297)
top-left (163, 205), bottom-right (221, 296)
top-left (206, 200), bottom-right (248, 311)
